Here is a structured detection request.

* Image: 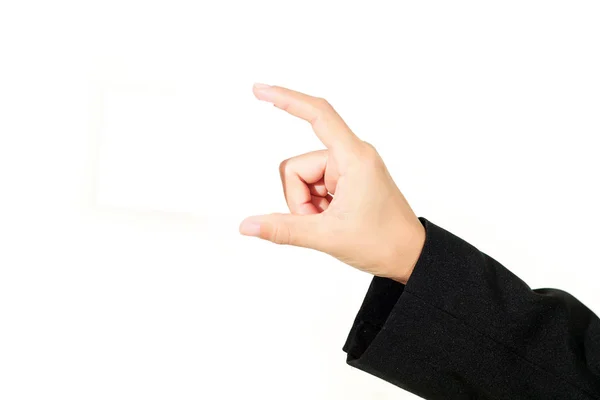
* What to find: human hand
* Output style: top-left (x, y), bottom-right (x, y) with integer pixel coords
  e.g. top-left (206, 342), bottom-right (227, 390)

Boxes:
top-left (239, 83), bottom-right (425, 284)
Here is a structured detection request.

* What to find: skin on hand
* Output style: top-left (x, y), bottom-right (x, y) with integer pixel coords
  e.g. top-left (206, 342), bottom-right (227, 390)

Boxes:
top-left (239, 83), bottom-right (426, 284)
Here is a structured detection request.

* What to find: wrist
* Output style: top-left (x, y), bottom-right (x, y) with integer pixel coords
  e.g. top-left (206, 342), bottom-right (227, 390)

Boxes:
top-left (386, 221), bottom-right (426, 285)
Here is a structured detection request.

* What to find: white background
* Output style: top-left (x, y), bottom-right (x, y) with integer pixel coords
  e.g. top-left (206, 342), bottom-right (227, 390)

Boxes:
top-left (1, 1), bottom-right (599, 399)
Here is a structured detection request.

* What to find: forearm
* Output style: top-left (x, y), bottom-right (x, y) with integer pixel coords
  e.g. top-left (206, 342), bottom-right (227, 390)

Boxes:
top-left (344, 218), bottom-right (600, 399)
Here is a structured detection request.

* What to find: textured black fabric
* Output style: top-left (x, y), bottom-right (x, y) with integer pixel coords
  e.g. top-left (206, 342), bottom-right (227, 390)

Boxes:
top-left (343, 218), bottom-right (600, 399)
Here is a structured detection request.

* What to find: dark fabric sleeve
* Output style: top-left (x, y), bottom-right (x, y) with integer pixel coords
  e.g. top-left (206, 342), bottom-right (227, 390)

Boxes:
top-left (343, 218), bottom-right (600, 400)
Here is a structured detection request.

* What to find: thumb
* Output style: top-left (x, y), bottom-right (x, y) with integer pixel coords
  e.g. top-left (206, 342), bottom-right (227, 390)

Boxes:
top-left (239, 213), bottom-right (325, 250)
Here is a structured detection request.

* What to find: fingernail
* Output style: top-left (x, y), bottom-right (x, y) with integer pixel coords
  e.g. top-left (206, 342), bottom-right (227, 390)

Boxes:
top-left (253, 82), bottom-right (271, 90)
top-left (239, 219), bottom-right (261, 237)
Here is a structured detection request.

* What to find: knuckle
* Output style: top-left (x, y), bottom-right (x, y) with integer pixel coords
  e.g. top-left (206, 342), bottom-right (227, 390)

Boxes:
top-left (359, 141), bottom-right (383, 166)
top-left (363, 141), bottom-right (377, 152)
top-left (312, 97), bottom-right (333, 117)
top-left (271, 224), bottom-right (292, 245)
top-left (279, 101), bottom-right (291, 112)
top-left (315, 97), bottom-right (332, 109)
top-left (279, 159), bottom-right (290, 176)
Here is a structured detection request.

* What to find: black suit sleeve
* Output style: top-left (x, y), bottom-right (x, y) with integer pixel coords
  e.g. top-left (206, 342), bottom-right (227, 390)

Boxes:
top-left (343, 218), bottom-right (600, 400)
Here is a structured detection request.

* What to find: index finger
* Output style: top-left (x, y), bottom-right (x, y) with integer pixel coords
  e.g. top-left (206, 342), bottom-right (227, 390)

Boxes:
top-left (252, 83), bottom-right (361, 151)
